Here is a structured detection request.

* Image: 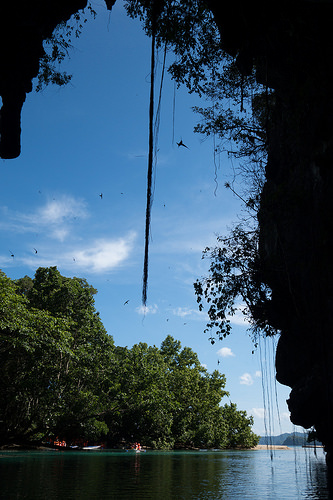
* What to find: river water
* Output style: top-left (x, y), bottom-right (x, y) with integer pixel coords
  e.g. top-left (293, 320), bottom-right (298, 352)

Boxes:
top-left (0, 447), bottom-right (329, 499)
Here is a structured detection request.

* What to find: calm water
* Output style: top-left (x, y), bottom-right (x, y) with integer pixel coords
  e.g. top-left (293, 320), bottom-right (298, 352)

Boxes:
top-left (0, 448), bottom-right (329, 499)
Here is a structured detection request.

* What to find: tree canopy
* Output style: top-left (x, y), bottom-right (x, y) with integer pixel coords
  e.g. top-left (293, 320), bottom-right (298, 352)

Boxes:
top-left (0, 267), bottom-right (259, 449)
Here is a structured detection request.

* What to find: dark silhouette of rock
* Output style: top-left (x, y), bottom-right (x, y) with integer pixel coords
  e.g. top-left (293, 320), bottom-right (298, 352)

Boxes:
top-left (0, 1), bottom-right (88, 158)
top-left (206, 1), bottom-right (333, 482)
top-left (0, 1), bottom-right (119, 159)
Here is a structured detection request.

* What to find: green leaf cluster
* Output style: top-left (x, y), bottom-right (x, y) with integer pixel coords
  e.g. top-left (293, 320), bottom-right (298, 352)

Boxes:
top-left (0, 267), bottom-right (259, 449)
top-left (35, 3), bottom-right (97, 92)
top-left (1, 267), bottom-right (113, 444)
top-left (194, 225), bottom-right (277, 346)
top-left (107, 337), bottom-right (232, 449)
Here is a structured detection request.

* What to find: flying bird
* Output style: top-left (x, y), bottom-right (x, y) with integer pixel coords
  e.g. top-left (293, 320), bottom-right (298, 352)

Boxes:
top-left (124, 300), bottom-right (129, 305)
top-left (9, 250), bottom-right (14, 258)
top-left (99, 193), bottom-right (103, 199)
top-left (33, 248), bottom-right (37, 254)
top-left (177, 139), bottom-right (189, 149)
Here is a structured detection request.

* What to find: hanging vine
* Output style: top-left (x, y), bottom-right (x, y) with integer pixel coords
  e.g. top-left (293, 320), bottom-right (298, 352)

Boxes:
top-left (142, 26), bottom-right (156, 306)
top-left (142, 0), bottom-right (164, 306)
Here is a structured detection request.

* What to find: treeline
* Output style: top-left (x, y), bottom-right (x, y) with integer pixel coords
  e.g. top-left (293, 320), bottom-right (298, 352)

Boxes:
top-left (0, 267), bottom-right (259, 449)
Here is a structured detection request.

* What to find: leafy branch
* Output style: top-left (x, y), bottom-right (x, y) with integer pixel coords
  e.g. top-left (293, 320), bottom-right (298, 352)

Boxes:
top-left (35, 3), bottom-right (96, 92)
top-left (194, 224), bottom-right (277, 346)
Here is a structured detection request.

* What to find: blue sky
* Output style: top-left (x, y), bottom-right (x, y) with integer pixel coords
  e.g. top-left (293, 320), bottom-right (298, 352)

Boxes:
top-left (0, 1), bottom-right (300, 437)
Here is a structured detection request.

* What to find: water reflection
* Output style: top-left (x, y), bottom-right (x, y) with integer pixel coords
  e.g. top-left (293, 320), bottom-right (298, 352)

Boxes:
top-left (0, 448), bottom-right (329, 499)
top-left (304, 453), bottom-right (329, 499)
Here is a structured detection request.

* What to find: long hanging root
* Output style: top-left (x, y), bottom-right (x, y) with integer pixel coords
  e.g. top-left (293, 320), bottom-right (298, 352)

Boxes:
top-left (142, 29), bottom-right (156, 307)
top-left (154, 41), bottom-right (167, 147)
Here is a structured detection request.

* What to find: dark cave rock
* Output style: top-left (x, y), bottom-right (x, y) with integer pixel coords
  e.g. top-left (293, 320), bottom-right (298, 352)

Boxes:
top-left (0, 0), bottom-right (119, 158)
top-left (0, 1), bottom-right (88, 158)
top-left (208, 0), bottom-right (333, 473)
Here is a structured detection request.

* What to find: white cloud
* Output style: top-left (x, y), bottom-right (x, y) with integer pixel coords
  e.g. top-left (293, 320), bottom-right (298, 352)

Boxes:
top-left (239, 370), bottom-right (261, 386)
top-left (0, 195), bottom-right (88, 241)
top-left (240, 372), bottom-right (254, 385)
top-left (136, 304), bottom-right (158, 315)
top-left (252, 408), bottom-right (266, 419)
top-left (0, 191), bottom-right (137, 273)
top-left (172, 307), bottom-right (206, 320)
top-left (34, 196), bottom-right (87, 225)
top-left (72, 232), bottom-right (136, 272)
top-left (227, 304), bottom-right (251, 326)
top-left (217, 347), bottom-right (235, 358)
top-left (18, 232), bottom-right (136, 274)
top-left (51, 228), bottom-right (70, 242)
top-left (173, 307), bottom-right (193, 317)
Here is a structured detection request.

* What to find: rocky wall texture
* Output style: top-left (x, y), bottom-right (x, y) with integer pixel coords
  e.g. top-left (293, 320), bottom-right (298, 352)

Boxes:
top-left (210, 0), bottom-right (333, 475)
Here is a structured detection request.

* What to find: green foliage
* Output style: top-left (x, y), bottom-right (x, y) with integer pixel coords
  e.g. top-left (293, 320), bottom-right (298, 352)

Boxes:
top-left (1, 267), bottom-right (114, 444)
top-left (124, 0), bottom-right (270, 167)
top-left (95, 334), bottom-right (257, 450)
top-left (125, 0), bottom-right (223, 96)
top-left (221, 402), bottom-right (259, 448)
top-left (0, 271), bottom-right (258, 449)
top-left (0, 270), bottom-right (72, 442)
top-left (35, 3), bottom-right (97, 92)
top-left (194, 225), bottom-right (277, 345)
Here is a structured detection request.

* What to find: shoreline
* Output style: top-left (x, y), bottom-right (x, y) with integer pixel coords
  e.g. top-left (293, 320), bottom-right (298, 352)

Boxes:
top-left (252, 445), bottom-right (291, 450)
top-left (1, 443), bottom-right (293, 452)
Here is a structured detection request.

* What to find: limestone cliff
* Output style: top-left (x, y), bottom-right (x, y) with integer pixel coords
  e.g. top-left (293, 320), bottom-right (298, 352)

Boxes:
top-left (208, 0), bottom-right (333, 477)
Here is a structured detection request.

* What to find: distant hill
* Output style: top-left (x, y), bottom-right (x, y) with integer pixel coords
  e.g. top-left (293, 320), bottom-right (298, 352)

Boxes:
top-left (283, 434), bottom-right (307, 446)
top-left (259, 432), bottom-right (307, 446)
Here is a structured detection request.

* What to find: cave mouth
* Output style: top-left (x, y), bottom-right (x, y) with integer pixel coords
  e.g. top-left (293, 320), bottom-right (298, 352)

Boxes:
top-left (1, 0), bottom-right (333, 485)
